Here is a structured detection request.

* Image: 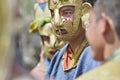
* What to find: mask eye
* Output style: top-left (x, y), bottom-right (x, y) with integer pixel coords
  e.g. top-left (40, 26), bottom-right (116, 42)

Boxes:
top-left (50, 9), bottom-right (54, 18)
top-left (60, 6), bottom-right (74, 18)
top-left (41, 35), bottom-right (50, 45)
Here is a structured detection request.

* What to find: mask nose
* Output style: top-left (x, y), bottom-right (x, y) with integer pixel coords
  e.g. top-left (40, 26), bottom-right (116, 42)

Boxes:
top-left (50, 34), bottom-right (57, 47)
top-left (53, 9), bottom-right (63, 27)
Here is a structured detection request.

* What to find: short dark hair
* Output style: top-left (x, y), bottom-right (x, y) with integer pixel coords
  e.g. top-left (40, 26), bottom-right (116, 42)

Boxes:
top-left (94, 0), bottom-right (120, 39)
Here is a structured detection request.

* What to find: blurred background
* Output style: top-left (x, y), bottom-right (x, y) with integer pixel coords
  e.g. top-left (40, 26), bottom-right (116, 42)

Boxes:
top-left (11, 0), bottom-right (40, 71)
top-left (0, 0), bottom-right (41, 79)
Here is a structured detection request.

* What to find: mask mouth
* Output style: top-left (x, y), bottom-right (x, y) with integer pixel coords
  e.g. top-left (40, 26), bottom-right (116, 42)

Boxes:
top-left (49, 49), bottom-right (57, 55)
top-left (56, 29), bottom-right (67, 35)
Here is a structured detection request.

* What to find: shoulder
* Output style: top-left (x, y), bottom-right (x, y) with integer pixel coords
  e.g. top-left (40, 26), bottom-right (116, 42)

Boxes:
top-left (79, 46), bottom-right (93, 60)
top-left (48, 43), bottom-right (68, 66)
top-left (76, 61), bottom-right (120, 80)
top-left (74, 46), bottom-right (101, 78)
top-left (46, 43), bottom-right (68, 77)
top-left (82, 46), bottom-right (92, 53)
top-left (52, 43), bottom-right (68, 61)
top-left (78, 46), bottom-right (101, 68)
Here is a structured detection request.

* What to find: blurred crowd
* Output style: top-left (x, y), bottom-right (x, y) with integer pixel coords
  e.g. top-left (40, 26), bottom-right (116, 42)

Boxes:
top-left (0, 0), bottom-right (40, 79)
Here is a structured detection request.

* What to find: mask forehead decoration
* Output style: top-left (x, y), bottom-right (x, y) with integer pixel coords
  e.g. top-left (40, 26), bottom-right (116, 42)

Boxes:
top-left (48, 0), bottom-right (83, 41)
top-left (48, 0), bottom-right (81, 9)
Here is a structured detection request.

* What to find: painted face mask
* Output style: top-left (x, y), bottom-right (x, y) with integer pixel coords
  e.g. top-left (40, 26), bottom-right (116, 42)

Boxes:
top-left (48, 0), bottom-right (83, 41)
top-left (38, 23), bottom-right (65, 59)
top-left (48, 0), bottom-right (92, 41)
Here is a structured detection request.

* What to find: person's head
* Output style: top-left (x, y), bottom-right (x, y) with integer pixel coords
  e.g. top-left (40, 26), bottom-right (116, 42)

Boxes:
top-left (30, 1), bottom-right (65, 60)
top-left (38, 22), bottom-right (65, 59)
top-left (48, 0), bottom-right (92, 41)
top-left (86, 0), bottom-right (120, 61)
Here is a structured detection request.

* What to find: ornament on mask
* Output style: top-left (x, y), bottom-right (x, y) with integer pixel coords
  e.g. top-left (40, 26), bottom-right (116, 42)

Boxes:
top-left (29, 0), bottom-right (51, 33)
top-left (29, 16), bottom-right (51, 33)
top-left (81, 2), bottom-right (92, 29)
top-left (53, 0), bottom-right (57, 4)
top-left (34, 0), bottom-right (51, 18)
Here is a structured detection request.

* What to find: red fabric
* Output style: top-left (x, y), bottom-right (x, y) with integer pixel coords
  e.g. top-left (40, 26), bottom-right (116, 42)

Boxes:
top-left (63, 47), bottom-right (73, 70)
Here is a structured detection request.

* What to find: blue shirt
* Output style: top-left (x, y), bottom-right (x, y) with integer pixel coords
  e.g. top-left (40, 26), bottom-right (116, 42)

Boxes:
top-left (46, 44), bottom-right (101, 80)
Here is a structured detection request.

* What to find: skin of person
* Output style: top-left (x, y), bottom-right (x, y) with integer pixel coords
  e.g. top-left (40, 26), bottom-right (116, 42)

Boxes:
top-left (86, 0), bottom-right (120, 61)
top-left (45, 0), bottom-right (101, 80)
top-left (76, 0), bottom-right (120, 79)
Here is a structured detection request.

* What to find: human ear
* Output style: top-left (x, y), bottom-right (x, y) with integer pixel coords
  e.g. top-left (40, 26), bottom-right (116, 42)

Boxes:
top-left (101, 13), bottom-right (114, 43)
top-left (81, 2), bottom-right (92, 29)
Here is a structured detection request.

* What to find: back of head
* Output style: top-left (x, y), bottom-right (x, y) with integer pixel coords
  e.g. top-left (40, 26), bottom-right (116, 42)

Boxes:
top-left (94, 0), bottom-right (120, 39)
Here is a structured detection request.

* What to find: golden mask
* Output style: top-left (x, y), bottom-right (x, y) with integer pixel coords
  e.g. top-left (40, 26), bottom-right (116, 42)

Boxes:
top-left (38, 23), bottom-right (65, 59)
top-left (48, 0), bottom-right (91, 41)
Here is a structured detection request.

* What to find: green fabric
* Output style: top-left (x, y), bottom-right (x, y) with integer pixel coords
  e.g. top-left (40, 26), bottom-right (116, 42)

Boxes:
top-left (29, 16), bottom-right (51, 33)
top-left (35, 16), bottom-right (51, 28)
top-left (107, 48), bottom-right (120, 61)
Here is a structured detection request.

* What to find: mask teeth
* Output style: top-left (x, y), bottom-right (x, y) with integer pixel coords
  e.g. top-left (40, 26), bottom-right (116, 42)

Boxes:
top-left (70, 18), bottom-right (72, 22)
top-left (66, 18), bottom-right (69, 21)
top-left (66, 18), bottom-right (71, 21)
top-left (61, 16), bottom-right (65, 22)
top-left (62, 19), bottom-right (66, 22)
